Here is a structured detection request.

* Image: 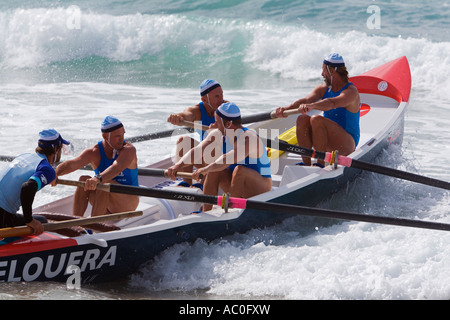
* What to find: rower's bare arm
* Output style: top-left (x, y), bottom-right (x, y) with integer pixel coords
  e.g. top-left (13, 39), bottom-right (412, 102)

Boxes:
top-left (167, 105), bottom-right (199, 125)
top-left (56, 147), bottom-right (97, 176)
top-left (309, 85), bottom-right (360, 112)
top-left (276, 84), bottom-right (327, 117)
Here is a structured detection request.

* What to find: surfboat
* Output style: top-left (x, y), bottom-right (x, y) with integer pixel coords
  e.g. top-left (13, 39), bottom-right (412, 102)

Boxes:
top-left (0, 56), bottom-right (411, 284)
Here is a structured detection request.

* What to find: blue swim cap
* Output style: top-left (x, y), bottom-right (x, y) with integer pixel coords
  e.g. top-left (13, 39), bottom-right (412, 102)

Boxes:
top-left (216, 102), bottom-right (241, 121)
top-left (200, 79), bottom-right (221, 96)
top-left (38, 129), bottom-right (70, 148)
top-left (323, 53), bottom-right (345, 68)
top-left (101, 115), bottom-right (123, 133)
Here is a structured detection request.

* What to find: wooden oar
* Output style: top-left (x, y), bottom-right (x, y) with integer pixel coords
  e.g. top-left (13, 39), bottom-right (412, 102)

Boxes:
top-left (242, 108), bottom-right (299, 124)
top-left (138, 168), bottom-right (203, 180)
top-left (266, 139), bottom-right (450, 191)
top-left (0, 210), bottom-right (142, 238)
top-left (56, 178), bottom-right (450, 232)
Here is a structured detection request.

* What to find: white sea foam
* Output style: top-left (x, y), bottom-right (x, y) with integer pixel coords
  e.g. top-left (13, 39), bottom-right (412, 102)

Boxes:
top-left (1, 8), bottom-right (450, 102)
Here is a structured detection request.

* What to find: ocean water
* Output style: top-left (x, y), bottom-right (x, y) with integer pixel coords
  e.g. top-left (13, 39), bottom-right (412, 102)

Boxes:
top-left (1, 0), bottom-right (450, 300)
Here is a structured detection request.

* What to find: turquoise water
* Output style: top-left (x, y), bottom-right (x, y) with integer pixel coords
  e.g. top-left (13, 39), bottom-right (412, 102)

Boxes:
top-left (1, 1), bottom-right (450, 90)
top-left (0, 1), bottom-right (450, 300)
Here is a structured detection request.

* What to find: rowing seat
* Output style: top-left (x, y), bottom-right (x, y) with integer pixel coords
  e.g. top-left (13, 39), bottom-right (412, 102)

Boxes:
top-left (279, 165), bottom-right (322, 186)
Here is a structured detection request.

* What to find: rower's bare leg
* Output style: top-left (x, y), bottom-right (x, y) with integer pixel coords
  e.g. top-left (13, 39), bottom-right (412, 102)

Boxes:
top-left (73, 175), bottom-right (91, 217)
top-left (107, 193), bottom-right (139, 214)
top-left (175, 136), bottom-right (198, 185)
top-left (310, 115), bottom-right (355, 166)
top-left (201, 169), bottom-right (231, 211)
top-left (296, 115), bottom-right (313, 166)
top-left (228, 166), bottom-right (272, 198)
top-left (90, 189), bottom-right (110, 217)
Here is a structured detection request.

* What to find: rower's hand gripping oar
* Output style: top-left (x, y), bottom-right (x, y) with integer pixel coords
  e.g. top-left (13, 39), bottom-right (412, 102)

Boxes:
top-left (241, 108), bottom-right (300, 124)
top-left (56, 178), bottom-right (450, 232)
top-left (137, 168), bottom-right (203, 180)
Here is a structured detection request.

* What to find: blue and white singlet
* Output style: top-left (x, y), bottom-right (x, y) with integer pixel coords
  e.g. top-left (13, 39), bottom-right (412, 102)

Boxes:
top-left (94, 141), bottom-right (139, 186)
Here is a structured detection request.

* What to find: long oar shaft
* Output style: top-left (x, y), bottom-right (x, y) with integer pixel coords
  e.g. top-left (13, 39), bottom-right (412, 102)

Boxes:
top-left (241, 108), bottom-right (299, 124)
top-left (243, 199), bottom-right (450, 232)
top-left (127, 125), bottom-right (194, 143)
top-left (56, 179), bottom-right (450, 232)
top-left (269, 139), bottom-right (450, 191)
top-left (346, 158), bottom-right (450, 190)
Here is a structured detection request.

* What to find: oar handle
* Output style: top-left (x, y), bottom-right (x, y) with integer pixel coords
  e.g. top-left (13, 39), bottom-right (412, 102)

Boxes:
top-left (0, 210), bottom-right (143, 238)
top-left (269, 108), bottom-right (300, 118)
top-left (178, 120), bottom-right (209, 131)
top-left (56, 178), bottom-right (112, 192)
top-left (138, 168), bottom-right (203, 180)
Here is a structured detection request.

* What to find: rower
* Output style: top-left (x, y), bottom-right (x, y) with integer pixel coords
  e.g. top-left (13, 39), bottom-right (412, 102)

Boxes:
top-left (167, 79), bottom-right (228, 186)
top-left (275, 53), bottom-right (360, 167)
top-left (0, 129), bottom-right (70, 234)
top-left (56, 116), bottom-right (139, 217)
top-left (167, 102), bottom-right (272, 211)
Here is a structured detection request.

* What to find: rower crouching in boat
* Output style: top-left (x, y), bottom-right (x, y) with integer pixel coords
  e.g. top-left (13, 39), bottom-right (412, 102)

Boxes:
top-left (275, 53), bottom-right (360, 167)
top-left (167, 102), bottom-right (272, 212)
top-left (0, 129), bottom-right (70, 235)
top-left (56, 116), bottom-right (139, 217)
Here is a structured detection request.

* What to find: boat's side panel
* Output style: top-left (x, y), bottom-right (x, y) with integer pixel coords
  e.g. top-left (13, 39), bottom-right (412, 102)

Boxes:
top-left (0, 241), bottom-right (117, 283)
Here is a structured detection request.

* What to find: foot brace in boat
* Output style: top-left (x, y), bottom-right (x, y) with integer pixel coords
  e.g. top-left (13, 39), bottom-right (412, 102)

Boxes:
top-left (295, 162), bottom-right (324, 168)
top-left (177, 181), bottom-right (203, 190)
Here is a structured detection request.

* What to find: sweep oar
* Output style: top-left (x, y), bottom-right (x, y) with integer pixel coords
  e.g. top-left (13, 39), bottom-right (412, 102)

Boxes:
top-left (267, 139), bottom-right (450, 191)
top-left (174, 109), bottom-right (299, 130)
top-left (241, 108), bottom-right (299, 124)
top-left (0, 210), bottom-right (142, 238)
top-left (56, 178), bottom-right (450, 232)
top-left (126, 109), bottom-right (298, 143)
top-left (0, 157), bottom-right (199, 180)
top-left (126, 120), bottom-right (196, 143)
